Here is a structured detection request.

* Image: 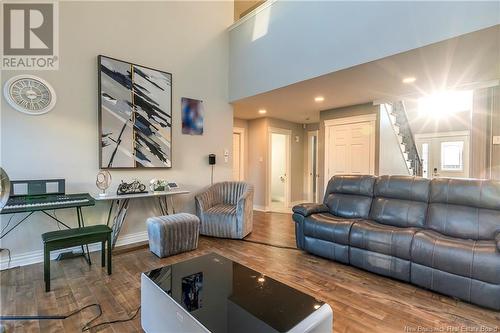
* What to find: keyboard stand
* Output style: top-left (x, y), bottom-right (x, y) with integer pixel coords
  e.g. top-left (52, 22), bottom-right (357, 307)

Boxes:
top-left (1, 198), bottom-right (94, 266)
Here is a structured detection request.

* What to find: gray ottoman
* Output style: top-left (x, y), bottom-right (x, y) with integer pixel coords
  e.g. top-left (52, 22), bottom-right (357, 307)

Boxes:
top-left (146, 213), bottom-right (200, 258)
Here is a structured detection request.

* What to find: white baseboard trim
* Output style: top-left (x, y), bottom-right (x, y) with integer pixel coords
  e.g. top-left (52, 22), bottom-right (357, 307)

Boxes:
top-left (253, 205), bottom-right (269, 212)
top-left (0, 230), bottom-right (149, 271)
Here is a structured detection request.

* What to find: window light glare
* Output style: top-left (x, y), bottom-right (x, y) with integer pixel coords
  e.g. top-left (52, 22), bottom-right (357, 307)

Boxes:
top-left (258, 109), bottom-right (267, 114)
top-left (402, 77), bottom-right (416, 84)
top-left (418, 90), bottom-right (473, 119)
top-left (314, 96), bottom-right (325, 102)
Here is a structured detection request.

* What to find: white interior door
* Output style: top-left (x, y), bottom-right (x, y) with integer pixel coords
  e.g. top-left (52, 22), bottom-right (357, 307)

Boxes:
top-left (307, 131), bottom-right (319, 203)
top-left (233, 132), bottom-right (241, 180)
top-left (325, 116), bottom-right (375, 188)
top-left (267, 128), bottom-right (291, 212)
top-left (233, 127), bottom-right (245, 181)
top-left (416, 132), bottom-right (470, 179)
top-left (271, 133), bottom-right (287, 203)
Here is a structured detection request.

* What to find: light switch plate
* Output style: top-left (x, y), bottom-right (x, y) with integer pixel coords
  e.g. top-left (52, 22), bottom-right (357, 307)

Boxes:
top-left (493, 136), bottom-right (500, 145)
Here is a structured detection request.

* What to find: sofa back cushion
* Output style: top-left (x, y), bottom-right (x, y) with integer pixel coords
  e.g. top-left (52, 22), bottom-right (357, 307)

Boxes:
top-left (427, 178), bottom-right (500, 240)
top-left (323, 175), bottom-right (376, 218)
top-left (370, 176), bottom-right (430, 228)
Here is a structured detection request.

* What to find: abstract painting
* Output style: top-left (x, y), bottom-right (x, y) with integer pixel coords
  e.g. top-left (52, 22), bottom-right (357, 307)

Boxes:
top-left (98, 55), bottom-right (172, 168)
top-left (181, 97), bottom-right (204, 135)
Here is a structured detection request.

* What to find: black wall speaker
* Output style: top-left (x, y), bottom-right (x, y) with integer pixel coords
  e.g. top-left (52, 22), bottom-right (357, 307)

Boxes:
top-left (209, 154), bottom-right (216, 165)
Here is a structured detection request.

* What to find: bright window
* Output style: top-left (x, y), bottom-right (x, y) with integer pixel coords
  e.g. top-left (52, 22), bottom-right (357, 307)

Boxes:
top-left (418, 90), bottom-right (472, 119)
top-left (441, 141), bottom-right (463, 171)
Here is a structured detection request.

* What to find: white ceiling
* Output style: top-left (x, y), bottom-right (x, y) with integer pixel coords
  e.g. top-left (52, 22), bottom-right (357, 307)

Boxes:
top-left (232, 25), bottom-right (500, 124)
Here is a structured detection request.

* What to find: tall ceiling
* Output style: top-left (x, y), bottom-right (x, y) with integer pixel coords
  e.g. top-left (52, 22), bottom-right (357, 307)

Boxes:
top-left (232, 25), bottom-right (500, 124)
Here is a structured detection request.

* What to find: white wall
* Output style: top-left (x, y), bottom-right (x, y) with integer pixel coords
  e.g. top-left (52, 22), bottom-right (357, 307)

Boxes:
top-left (229, 1), bottom-right (500, 101)
top-left (379, 106), bottom-right (411, 176)
top-left (0, 1), bottom-right (233, 268)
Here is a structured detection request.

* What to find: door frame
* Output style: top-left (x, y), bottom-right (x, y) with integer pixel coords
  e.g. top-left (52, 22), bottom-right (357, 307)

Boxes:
top-left (324, 114), bottom-right (376, 190)
top-left (415, 130), bottom-right (470, 178)
top-left (307, 130), bottom-right (319, 203)
top-left (267, 127), bottom-right (292, 211)
top-left (233, 127), bottom-right (246, 181)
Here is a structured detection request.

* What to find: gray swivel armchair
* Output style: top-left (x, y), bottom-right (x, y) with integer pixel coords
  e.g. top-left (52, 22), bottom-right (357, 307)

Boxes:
top-left (195, 181), bottom-right (254, 239)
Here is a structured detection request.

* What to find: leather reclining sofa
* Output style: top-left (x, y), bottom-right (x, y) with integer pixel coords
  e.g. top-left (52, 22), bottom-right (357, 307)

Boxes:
top-left (292, 175), bottom-right (500, 310)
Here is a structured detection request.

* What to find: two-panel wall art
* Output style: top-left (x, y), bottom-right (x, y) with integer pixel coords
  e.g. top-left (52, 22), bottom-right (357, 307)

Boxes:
top-left (98, 55), bottom-right (172, 169)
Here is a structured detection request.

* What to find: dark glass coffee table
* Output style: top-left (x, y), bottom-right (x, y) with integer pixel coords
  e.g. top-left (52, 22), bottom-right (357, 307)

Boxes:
top-left (141, 252), bottom-right (333, 333)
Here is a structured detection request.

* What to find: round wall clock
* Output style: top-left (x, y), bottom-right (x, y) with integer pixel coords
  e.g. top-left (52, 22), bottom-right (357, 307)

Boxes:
top-left (3, 75), bottom-right (56, 115)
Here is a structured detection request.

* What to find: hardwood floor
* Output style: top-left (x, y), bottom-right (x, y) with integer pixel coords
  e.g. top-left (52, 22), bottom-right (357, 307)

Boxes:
top-left (1, 211), bottom-right (499, 332)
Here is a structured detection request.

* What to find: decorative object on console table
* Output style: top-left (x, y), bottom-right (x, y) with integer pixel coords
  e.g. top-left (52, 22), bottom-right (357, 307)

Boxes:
top-left (149, 179), bottom-right (167, 192)
top-left (98, 55), bottom-right (172, 169)
top-left (3, 75), bottom-right (57, 115)
top-left (96, 170), bottom-right (112, 197)
top-left (116, 180), bottom-right (147, 195)
top-left (181, 97), bottom-right (204, 135)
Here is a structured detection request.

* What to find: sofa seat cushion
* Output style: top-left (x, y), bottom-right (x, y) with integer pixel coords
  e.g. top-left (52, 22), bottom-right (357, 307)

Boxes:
top-left (303, 213), bottom-right (357, 245)
top-left (350, 220), bottom-right (419, 260)
top-left (205, 204), bottom-right (237, 216)
top-left (411, 230), bottom-right (500, 285)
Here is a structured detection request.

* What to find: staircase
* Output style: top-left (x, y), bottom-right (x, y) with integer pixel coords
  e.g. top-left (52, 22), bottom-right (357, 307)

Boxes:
top-left (384, 102), bottom-right (423, 176)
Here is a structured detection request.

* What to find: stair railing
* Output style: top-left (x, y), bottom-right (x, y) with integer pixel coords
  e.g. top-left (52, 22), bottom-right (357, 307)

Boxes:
top-left (391, 101), bottom-right (423, 176)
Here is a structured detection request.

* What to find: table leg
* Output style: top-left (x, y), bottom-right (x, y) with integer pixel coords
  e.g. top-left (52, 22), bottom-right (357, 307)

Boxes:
top-left (106, 199), bottom-right (115, 226)
top-left (164, 196), bottom-right (170, 215)
top-left (157, 197), bottom-right (167, 216)
top-left (110, 199), bottom-right (130, 249)
top-left (169, 196), bottom-right (176, 214)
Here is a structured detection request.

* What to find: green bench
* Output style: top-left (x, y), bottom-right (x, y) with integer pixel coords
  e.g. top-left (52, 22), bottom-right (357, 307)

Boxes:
top-left (42, 225), bottom-right (113, 292)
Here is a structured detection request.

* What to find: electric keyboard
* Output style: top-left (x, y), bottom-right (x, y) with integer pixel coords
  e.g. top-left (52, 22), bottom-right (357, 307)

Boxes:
top-left (1, 193), bottom-right (95, 214)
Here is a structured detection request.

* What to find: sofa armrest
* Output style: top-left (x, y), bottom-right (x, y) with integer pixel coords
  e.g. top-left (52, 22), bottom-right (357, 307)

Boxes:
top-left (292, 203), bottom-right (329, 217)
top-left (496, 233), bottom-right (500, 252)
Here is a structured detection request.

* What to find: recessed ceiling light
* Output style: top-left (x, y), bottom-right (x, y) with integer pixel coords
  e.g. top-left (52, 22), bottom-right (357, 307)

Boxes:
top-left (402, 77), bottom-right (416, 84)
top-left (314, 96), bottom-right (325, 102)
top-left (258, 109), bottom-right (267, 114)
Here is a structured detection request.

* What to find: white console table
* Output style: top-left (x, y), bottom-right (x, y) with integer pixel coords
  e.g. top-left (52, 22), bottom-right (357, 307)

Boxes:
top-left (94, 190), bottom-right (190, 249)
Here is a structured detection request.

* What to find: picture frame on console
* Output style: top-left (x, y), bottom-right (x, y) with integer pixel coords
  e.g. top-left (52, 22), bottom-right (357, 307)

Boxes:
top-left (98, 55), bottom-right (173, 169)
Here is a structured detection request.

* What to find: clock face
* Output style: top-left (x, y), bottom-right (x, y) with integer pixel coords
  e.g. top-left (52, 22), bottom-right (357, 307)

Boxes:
top-left (3, 75), bottom-right (56, 115)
